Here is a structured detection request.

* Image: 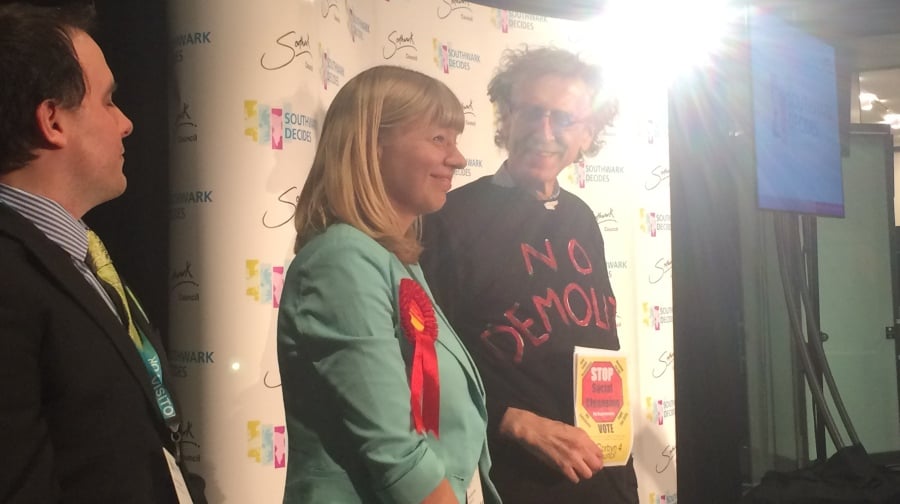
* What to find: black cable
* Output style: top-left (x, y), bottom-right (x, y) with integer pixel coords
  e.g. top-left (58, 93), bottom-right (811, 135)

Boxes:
top-left (774, 212), bottom-right (845, 449)
top-left (791, 216), bottom-right (861, 446)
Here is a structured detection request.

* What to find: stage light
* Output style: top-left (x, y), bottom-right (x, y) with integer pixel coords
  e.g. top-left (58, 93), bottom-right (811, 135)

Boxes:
top-left (593, 0), bottom-right (742, 88)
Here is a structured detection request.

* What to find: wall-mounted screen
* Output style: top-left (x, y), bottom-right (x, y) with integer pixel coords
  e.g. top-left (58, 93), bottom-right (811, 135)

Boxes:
top-left (750, 10), bottom-right (844, 217)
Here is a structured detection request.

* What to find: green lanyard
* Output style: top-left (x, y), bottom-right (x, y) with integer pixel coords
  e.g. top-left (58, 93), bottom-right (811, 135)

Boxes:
top-left (127, 287), bottom-right (177, 421)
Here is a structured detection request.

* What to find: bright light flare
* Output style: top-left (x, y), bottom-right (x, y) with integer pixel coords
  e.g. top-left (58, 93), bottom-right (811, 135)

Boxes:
top-left (881, 113), bottom-right (900, 130)
top-left (859, 92), bottom-right (878, 111)
top-left (591, 0), bottom-right (742, 88)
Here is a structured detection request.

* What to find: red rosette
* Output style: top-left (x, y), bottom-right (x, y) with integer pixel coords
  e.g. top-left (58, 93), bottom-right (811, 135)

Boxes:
top-left (399, 278), bottom-right (440, 438)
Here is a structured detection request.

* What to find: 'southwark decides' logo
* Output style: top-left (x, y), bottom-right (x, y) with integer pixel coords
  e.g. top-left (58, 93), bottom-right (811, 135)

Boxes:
top-left (243, 100), bottom-right (317, 150)
top-left (639, 208), bottom-right (672, 237)
top-left (433, 39), bottom-right (480, 73)
top-left (319, 44), bottom-right (346, 90)
top-left (493, 9), bottom-right (547, 32)
top-left (245, 260), bottom-right (285, 308)
top-left (247, 420), bottom-right (286, 469)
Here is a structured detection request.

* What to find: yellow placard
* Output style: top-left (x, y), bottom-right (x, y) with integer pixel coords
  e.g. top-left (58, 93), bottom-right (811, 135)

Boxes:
top-left (573, 346), bottom-right (633, 467)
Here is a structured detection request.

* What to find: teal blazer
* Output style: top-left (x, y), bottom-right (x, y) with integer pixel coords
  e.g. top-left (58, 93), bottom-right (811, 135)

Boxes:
top-left (277, 224), bottom-right (500, 504)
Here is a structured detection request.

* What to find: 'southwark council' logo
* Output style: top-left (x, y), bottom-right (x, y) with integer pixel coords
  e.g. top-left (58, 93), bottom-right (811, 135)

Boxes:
top-left (382, 30), bottom-right (417, 61)
top-left (433, 39), bottom-right (480, 73)
top-left (437, 0), bottom-right (473, 21)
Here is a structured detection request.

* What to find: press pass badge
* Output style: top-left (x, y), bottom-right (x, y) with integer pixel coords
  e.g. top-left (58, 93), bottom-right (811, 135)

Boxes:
top-left (466, 468), bottom-right (484, 504)
top-left (163, 447), bottom-right (194, 504)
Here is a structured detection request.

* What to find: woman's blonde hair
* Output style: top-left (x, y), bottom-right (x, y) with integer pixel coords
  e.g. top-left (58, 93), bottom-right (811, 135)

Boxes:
top-left (293, 65), bottom-right (464, 263)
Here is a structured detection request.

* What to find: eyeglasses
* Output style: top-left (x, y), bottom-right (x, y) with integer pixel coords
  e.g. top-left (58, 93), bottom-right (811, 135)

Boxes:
top-left (510, 103), bottom-right (587, 130)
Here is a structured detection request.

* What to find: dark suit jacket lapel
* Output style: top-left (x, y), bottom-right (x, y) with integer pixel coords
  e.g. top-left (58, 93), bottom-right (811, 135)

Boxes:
top-left (0, 205), bottom-right (161, 416)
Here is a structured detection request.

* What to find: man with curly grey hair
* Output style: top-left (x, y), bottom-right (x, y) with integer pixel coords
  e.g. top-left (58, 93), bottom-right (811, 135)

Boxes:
top-left (422, 46), bottom-right (638, 503)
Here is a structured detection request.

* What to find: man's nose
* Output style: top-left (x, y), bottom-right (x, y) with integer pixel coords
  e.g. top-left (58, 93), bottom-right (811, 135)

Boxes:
top-left (537, 113), bottom-right (556, 140)
top-left (120, 109), bottom-right (134, 137)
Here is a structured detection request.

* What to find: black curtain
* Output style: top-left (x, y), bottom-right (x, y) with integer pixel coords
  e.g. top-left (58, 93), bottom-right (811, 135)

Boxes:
top-left (84, 0), bottom-right (170, 339)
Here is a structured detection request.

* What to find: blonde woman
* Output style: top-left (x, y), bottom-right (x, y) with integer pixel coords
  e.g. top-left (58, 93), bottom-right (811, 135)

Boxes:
top-left (277, 66), bottom-right (500, 504)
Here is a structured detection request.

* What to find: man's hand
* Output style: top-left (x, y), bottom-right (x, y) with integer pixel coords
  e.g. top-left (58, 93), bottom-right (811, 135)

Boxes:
top-left (499, 407), bottom-right (604, 483)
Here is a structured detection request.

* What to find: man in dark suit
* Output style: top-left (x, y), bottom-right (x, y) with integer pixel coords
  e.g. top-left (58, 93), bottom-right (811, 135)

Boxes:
top-left (0, 3), bottom-right (192, 502)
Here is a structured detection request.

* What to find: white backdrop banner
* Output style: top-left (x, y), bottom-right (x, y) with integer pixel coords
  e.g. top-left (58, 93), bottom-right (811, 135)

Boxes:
top-left (168, 1), bottom-right (675, 502)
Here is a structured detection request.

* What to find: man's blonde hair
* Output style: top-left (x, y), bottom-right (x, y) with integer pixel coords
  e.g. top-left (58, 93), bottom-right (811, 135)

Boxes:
top-left (294, 65), bottom-right (464, 263)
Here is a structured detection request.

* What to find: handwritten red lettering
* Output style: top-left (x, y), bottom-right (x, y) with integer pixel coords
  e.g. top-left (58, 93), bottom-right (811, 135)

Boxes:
top-left (504, 303), bottom-right (549, 346)
top-left (481, 325), bottom-right (524, 363)
top-left (567, 239), bottom-right (592, 275)
top-left (590, 287), bottom-right (607, 329)
top-left (521, 239), bottom-right (557, 275)
top-left (605, 295), bottom-right (616, 326)
top-left (563, 283), bottom-right (592, 326)
top-left (487, 238), bottom-right (617, 364)
top-left (532, 288), bottom-right (569, 334)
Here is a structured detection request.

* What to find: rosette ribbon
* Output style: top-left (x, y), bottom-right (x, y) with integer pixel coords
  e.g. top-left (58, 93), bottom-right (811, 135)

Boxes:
top-left (399, 278), bottom-right (440, 438)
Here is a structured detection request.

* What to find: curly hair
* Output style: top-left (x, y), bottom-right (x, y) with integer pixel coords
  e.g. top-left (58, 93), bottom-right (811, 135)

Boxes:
top-left (487, 46), bottom-right (618, 158)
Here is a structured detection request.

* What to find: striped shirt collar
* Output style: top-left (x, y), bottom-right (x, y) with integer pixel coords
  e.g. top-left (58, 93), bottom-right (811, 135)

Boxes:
top-left (0, 183), bottom-right (89, 262)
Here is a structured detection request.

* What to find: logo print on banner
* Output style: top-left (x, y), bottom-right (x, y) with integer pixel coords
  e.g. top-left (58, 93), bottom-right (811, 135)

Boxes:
top-left (247, 420), bottom-right (286, 469)
top-left (260, 31), bottom-right (313, 71)
top-left (647, 118), bottom-right (662, 144)
top-left (641, 302), bottom-right (673, 330)
top-left (459, 158), bottom-right (481, 177)
top-left (462, 99), bottom-right (476, 127)
top-left (262, 186), bottom-right (301, 229)
top-left (321, 0), bottom-right (340, 22)
top-left (174, 102), bottom-right (197, 144)
top-left (319, 44), bottom-right (346, 90)
top-left (594, 208), bottom-right (619, 233)
top-left (569, 161), bottom-right (625, 188)
top-left (651, 349), bottom-right (675, 379)
top-left (648, 257), bottom-right (673, 285)
top-left (605, 258), bottom-right (628, 280)
top-left (645, 164), bottom-right (671, 191)
top-left (639, 208), bottom-right (672, 237)
top-left (169, 189), bottom-right (213, 221)
top-left (245, 259), bottom-right (284, 308)
top-left (645, 396), bottom-right (675, 426)
top-left (170, 260), bottom-right (200, 302)
top-left (649, 491), bottom-right (678, 503)
top-left (437, 0), bottom-right (473, 20)
top-left (167, 347), bottom-right (214, 378)
top-left (243, 101), bottom-right (317, 150)
top-left (346, 4), bottom-right (370, 42)
top-left (432, 39), bottom-right (481, 73)
top-left (655, 445), bottom-right (677, 474)
top-left (383, 30), bottom-right (417, 60)
top-left (245, 260), bottom-right (285, 308)
top-left (492, 9), bottom-right (546, 33)
top-left (171, 30), bottom-right (212, 64)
